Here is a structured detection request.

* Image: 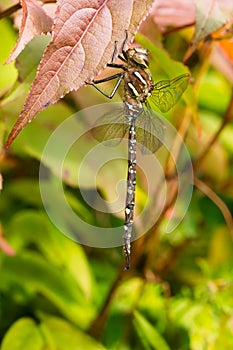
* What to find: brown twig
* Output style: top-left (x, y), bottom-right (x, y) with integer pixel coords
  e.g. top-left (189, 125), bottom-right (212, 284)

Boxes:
top-left (0, 3), bottom-right (21, 20)
top-left (194, 176), bottom-right (233, 238)
top-left (0, 0), bottom-right (57, 20)
top-left (87, 268), bottom-right (125, 339)
top-left (163, 22), bottom-right (195, 36)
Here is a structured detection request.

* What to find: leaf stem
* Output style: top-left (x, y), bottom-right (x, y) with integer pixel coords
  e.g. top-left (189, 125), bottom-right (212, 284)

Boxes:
top-left (163, 22), bottom-right (195, 36)
top-left (0, 0), bottom-right (57, 20)
top-left (194, 176), bottom-right (233, 237)
top-left (87, 269), bottom-right (125, 339)
top-left (0, 3), bottom-right (21, 20)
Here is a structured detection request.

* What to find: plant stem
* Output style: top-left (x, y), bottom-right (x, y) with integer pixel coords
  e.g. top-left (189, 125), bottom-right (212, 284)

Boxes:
top-left (0, 0), bottom-right (57, 20)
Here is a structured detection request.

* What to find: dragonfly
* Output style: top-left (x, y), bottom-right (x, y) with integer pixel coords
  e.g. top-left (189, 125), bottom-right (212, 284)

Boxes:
top-left (86, 32), bottom-right (190, 270)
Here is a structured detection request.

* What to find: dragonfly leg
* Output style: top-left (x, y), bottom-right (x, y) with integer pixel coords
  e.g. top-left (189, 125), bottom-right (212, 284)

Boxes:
top-left (118, 30), bottom-right (129, 62)
top-left (110, 30), bottom-right (128, 64)
top-left (107, 63), bottom-right (126, 69)
top-left (86, 73), bottom-right (124, 99)
top-left (121, 29), bottom-right (128, 52)
top-left (92, 73), bottom-right (123, 84)
top-left (111, 40), bottom-right (118, 63)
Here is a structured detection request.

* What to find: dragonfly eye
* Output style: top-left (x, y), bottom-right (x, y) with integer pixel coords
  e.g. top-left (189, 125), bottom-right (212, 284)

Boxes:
top-left (126, 48), bottom-right (149, 67)
top-left (134, 53), bottom-right (149, 67)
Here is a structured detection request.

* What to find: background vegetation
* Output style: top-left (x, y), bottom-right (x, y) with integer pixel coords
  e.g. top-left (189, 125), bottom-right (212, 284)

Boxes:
top-left (0, 1), bottom-right (233, 349)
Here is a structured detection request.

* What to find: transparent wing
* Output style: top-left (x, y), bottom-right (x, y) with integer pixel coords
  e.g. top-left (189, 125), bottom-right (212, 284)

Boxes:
top-left (92, 105), bottom-right (165, 154)
top-left (135, 106), bottom-right (165, 154)
top-left (91, 106), bottom-right (128, 146)
top-left (151, 73), bottom-right (190, 113)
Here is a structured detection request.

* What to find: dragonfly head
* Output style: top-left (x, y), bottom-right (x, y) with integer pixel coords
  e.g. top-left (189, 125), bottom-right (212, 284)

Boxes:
top-left (125, 48), bottom-right (149, 68)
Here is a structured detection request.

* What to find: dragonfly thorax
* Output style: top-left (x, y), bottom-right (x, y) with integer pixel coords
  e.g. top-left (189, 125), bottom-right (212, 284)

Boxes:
top-left (122, 48), bottom-right (153, 103)
top-left (124, 67), bottom-right (154, 103)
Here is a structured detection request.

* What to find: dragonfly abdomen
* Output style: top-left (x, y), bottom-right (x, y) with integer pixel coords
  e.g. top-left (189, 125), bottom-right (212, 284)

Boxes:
top-left (123, 115), bottom-right (137, 270)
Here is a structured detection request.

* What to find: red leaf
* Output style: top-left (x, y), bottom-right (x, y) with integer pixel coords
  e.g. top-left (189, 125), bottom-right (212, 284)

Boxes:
top-left (0, 173), bottom-right (3, 191)
top-left (6, 0), bottom-right (154, 147)
top-left (0, 224), bottom-right (16, 256)
top-left (6, 0), bottom-right (53, 64)
top-left (150, 0), bottom-right (195, 31)
top-left (184, 0), bottom-right (233, 60)
top-left (194, 0), bottom-right (233, 42)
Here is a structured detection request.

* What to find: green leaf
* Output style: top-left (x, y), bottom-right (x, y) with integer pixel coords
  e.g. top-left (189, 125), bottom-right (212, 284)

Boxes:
top-left (114, 277), bottom-right (144, 312)
top-left (1, 317), bottom-right (107, 350)
top-left (5, 209), bottom-right (94, 298)
top-left (1, 318), bottom-right (43, 350)
top-left (41, 317), bottom-right (107, 350)
top-left (189, 304), bottom-right (219, 350)
top-left (3, 179), bottom-right (42, 208)
top-left (17, 36), bottom-right (51, 81)
top-left (136, 34), bottom-right (190, 78)
top-left (0, 116), bottom-right (5, 151)
top-left (138, 284), bottom-right (167, 331)
top-left (0, 19), bottom-right (17, 95)
top-left (170, 298), bottom-right (201, 328)
top-left (133, 311), bottom-right (170, 350)
top-left (220, 124), bottom-right (233, 154)
top-left (198, 70), bottom-right (231, 115)
top-left (6, 102), bottom-right (99, 188)
top-left (1, 252), bottom-right (94, 327)
top-left (208, 226), bottom-right (233, 267)
top-left (1, 35), bottom-right (50, 111)
top-left (6, 103), bottom-right (72, 157)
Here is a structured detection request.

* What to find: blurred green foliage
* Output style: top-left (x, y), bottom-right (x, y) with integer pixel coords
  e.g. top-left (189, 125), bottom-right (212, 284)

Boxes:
top-left (1, 5), bottom-right (233, 350)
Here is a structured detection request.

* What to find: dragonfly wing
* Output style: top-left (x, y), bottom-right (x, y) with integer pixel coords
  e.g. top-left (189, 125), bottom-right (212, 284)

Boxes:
top-left (135, 107), bottom-right (165, 154)
top-left (91, 107), bottom-right (128, 145)
top-left (151, 73), bottom-right (190, 113)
